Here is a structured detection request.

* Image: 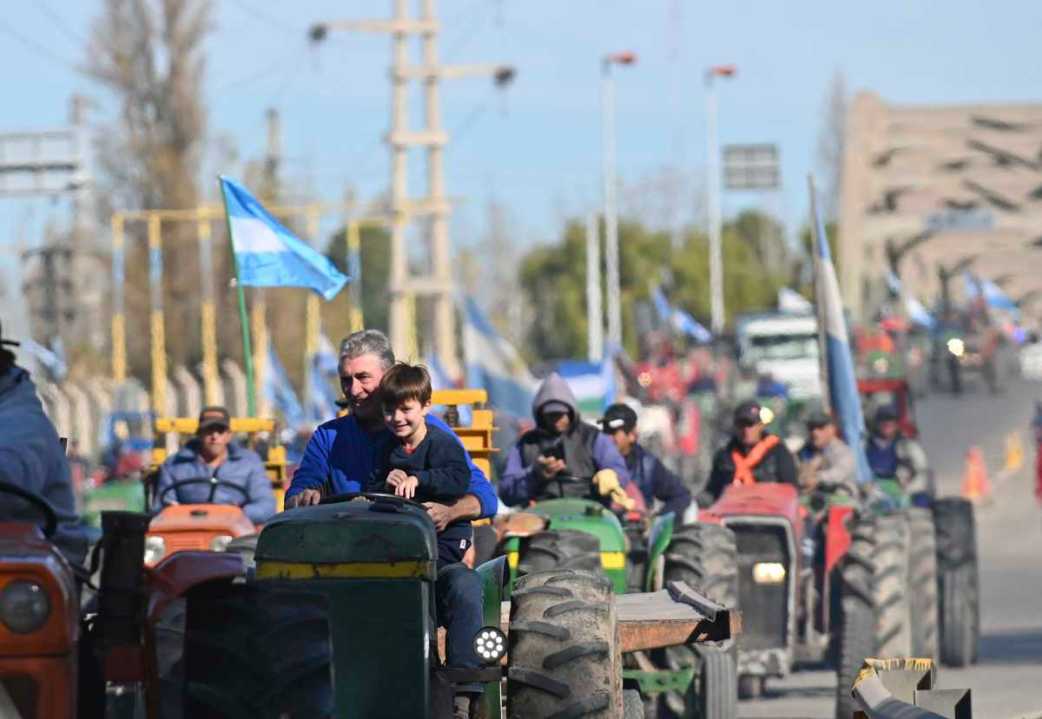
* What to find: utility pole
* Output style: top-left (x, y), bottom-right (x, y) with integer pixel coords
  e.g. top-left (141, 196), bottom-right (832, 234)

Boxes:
top-left (585, 212), bottom-right (603, 361)
top-left (601, 52), bottom-right (636, 353)
top-left (705, 65), bottom-right (735, 334)
top-left (309, 3), bottom-right (514, 378)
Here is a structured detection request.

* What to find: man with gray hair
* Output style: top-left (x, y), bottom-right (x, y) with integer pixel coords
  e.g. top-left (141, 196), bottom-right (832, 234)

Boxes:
top-left (285, 329), bottom-right (496, 713)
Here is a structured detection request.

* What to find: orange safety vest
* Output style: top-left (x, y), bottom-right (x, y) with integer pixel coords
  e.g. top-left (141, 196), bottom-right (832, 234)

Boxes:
top-left (732, 435), bottom-right (781, 486)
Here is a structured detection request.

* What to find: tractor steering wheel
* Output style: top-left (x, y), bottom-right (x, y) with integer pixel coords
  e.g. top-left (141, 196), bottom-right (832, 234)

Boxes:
top-left (319, 491), bottom-right (431, 513)
top-left (0, 481), bottom-right (58, 538)
top-left (157, 477), bottom-right (250, 507)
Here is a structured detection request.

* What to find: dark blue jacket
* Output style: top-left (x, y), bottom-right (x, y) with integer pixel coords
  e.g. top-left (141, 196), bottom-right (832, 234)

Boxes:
top-left (626, 444), bottom-right (691, 519)
top-left (286, 413), bottom-right (498, 518)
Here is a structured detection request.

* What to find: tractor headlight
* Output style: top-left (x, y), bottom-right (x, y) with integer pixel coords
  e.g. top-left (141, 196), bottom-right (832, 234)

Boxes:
top-left (0, 580), bottom-right (51, 634)
top-left (143, 536), bottom-right (166, 565)
top-left (210, 534), bottom-right (233, 552)
top-left (752, 562), bottom-right (786, 584)
top-left (947, 338), bottom-right (965, 358)
top-left (872, 356), bottom-right (889, 374)
top-left (473, 626), bottom-right (506, 665)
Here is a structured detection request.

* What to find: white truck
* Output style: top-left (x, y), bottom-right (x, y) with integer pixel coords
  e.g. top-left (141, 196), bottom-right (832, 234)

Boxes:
top-left (736, 313), bottom-right (823, 400)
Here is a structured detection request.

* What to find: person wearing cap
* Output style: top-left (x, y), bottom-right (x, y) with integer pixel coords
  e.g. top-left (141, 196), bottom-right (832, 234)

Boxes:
top-left (0, 320), bottom-right (86, 562)
top-left (153, 406), bottom-right (276, 524)
top-left (795, 407), bottom-right (858, 498)
top-left (702, 399), bottom-right (798, 505)
top-left (865, 404), bottom-right (930, 504)
top-left (600, 403), bottom-right (691, 519)
top-left (499, 372), bottom-right (630, 507)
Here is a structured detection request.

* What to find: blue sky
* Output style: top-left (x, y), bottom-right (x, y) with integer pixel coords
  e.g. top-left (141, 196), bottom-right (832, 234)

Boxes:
top-left (3, 0), bottom-right (1041, 327)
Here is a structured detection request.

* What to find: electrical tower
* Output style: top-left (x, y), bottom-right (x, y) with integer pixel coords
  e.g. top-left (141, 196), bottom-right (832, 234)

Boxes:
top-left (310, 0), bottom-right (514, 377)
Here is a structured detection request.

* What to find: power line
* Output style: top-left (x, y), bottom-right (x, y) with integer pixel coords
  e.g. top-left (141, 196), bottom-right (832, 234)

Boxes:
top-left (225, 0), bottom-right (302, 33)
top-left (0, 19), bottom-right (82, 75)
top-left (35, 0), bottom-right (89, 47)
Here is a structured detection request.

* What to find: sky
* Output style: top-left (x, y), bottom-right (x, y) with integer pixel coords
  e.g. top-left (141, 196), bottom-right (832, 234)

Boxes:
top-left (2, 0), bottom-right (1042, 330)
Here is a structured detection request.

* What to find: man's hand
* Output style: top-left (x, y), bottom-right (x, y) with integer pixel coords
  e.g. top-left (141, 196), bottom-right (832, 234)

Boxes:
top-left (423, 501), bottom-right (458, 532)
top-left (287, 488), bottom-right (322, 508)
top-left (799, 456), bottom-right (822, 490)
top-left (536, 455), bottom-right (566, 480)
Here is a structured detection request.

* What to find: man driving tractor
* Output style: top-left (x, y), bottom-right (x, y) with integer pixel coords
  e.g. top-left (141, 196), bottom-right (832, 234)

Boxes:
top-left (702, 399), bottom-right (798, 505)
top-left (153, 405), bottom-right (276, 524)
top-left (0, 320), bottom-right (85, 563)
top-left (499, 372), bottom-right (630, 507)
top-left (796, 407), bottom-right (859, 498)
top-left (599, 402), bottom-right (691, 518)
top-left (865, 404), bottom-right (931, 504)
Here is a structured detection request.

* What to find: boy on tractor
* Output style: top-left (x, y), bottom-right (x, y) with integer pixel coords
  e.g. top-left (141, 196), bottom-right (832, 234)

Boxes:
top-left (865, 404), bottom-right (932, 505)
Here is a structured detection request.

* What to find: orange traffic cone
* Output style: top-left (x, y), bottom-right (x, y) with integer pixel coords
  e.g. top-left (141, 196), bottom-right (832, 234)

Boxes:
top-left (961, 446), bottom-right (992, 503)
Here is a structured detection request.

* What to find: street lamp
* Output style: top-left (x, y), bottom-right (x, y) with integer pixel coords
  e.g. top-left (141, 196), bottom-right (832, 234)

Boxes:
top-left (705, 64), bottom-right (736, 334)
top-left (602, 51), bottom-right (637, 353)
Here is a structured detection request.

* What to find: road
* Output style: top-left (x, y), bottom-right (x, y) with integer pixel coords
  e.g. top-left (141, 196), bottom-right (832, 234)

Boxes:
top-left (738, 378), bottom-right (1042, 719)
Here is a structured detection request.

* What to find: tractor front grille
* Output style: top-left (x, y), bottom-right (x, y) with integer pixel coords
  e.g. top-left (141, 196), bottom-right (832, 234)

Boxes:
top-left (729, 522), bottom-right (792, 652)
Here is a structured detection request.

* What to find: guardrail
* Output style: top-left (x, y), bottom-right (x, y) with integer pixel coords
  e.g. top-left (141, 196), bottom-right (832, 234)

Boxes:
top-left (852, 658), bottom-right (971, 718)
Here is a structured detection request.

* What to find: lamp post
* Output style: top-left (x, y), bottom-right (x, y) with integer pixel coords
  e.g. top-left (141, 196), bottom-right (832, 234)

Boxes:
top-left (705, 64), bottom-right (736, 334)
top-left (602, 51), bottom-right (637, 352)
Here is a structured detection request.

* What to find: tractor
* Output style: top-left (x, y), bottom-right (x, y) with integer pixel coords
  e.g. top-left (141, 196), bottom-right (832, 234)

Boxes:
top-left (141, 416), bottom-right (289, 565)
top-left (497, 487), bottom-right (740, 718)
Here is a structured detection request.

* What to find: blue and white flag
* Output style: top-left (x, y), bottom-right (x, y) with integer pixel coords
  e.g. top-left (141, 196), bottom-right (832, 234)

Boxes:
top-left (264, 340), bottom-right (305, 429)
top-left (811, 180), bottom-right (871, 484)
top-left (651, 286), bottom-right (712, 344)
top-left (219, 177), bottom-right (349, 300)
top-left (963, 272), bottom-right (1017, 312)
top-left (461, 297), bottom-right (536, 419)
top-left (905, 296), bottom-right (935, 328)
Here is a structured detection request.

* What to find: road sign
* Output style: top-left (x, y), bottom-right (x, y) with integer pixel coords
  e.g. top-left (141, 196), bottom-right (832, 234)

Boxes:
top-left (0, 129), bottom-right (81, 196)
top-left (723, 143), bottom-right (780, 191)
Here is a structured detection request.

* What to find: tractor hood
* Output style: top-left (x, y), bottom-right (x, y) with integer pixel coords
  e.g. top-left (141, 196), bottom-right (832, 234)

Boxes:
top-left (256, 499), bottom-right (437, 567)
top-left (701, 483), bottom-right (800, 527)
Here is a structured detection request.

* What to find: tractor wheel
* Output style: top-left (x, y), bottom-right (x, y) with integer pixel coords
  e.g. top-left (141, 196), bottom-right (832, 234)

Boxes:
top-left (933, 498), bottom-right (980, 666)
top-left (938, 563), bottom-right (980, 667)
top-left (873, 513), bottom-right (912, 658)
top-left (835, 515), bottom-right (881, 719)
top-left (506, 569), bottom-right (622, 718)
top-left (623, 689), bottom-right (646, 719)
top-left (905, 508), bottom-right (939, 659)
top-left (737, 675), bottom-right (763, 700)
top-left (657, 524), bottom-right (739, 718)
top-left (692, 646), bottom-right (738, 719)
top-left (517, 529), bottom-right (603, 576)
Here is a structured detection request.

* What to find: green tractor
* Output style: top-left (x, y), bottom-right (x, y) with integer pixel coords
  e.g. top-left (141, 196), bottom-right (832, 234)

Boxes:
top-left (498, 483), bottom-right (740, 719)
top-left (159, 492), bottom-right (736, 719)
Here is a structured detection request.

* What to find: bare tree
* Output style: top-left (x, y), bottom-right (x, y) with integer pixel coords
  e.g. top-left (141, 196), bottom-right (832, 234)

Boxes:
top-left (87, 0), bottom-right (214, 377)
top-left (817, 70), bottom-right (848, 220)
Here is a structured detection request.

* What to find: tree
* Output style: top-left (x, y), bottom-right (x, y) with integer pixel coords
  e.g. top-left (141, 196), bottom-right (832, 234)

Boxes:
top-left (87, 0), bottom-right (215, 377)
top-left (817, 70), bottom-right (848, 220)
top-left (519, 212), bottom-right (790, 361)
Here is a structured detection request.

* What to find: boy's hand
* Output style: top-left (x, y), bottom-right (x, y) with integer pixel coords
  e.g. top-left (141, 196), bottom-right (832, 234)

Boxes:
top-left (393, 475), bottom-right (420, 499)
top-left (386, 468), bottom-right (409, 491)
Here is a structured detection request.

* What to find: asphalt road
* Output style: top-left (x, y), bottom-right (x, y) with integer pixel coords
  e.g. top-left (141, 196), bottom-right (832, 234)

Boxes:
top-left (738, 377), bottom-right (1042, 719)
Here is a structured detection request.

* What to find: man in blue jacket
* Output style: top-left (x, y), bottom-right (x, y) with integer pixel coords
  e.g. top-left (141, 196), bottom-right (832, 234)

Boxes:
top-left (285, 330), bottom-right (497, 713)
top-left (153, 406), bottom-right (276, 524)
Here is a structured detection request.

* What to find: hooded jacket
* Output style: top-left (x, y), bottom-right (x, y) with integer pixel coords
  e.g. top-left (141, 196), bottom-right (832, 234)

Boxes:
top-left (499, 372), bottom-right (629, 506)
top-left (0, 366), bottom-right (85, 561)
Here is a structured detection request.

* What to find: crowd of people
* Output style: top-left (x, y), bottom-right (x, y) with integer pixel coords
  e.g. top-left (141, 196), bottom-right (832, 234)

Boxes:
top-left (1, 317), bottom-right (943, 719)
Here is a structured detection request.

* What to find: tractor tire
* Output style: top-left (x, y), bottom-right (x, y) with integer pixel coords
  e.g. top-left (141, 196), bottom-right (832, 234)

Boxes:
top-left (517, 530), bottom-right (603, 576)
top-left (623, 689), bottom-right (646, 719)
top-left (835, 515), bottom-right (881, 719)
top-left (737, 675), bottom-right (763, 700)
top-left (507, 569), bottom-right (622, 718)
top-left (933, 497), bottom-right (980, 666)
top-left (656, 524), bottom-right (739, 719)
top-left (938, 562), bottom-right (980, 667)
top-left (905, 508), bottom-right (939, 660)
top-left (873, 513), bottom-right (912, 658)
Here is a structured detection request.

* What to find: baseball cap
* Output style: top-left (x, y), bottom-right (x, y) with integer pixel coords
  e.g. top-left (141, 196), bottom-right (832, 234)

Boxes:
top-left (805, 407), bottom-right (833, 429)
top-left (600, 403), bottom-right (637, 433)
top-left (873, 405), bottom-right (899, 424)
top-left (197, 406), bottom-right (231, 433)
top-left (733, 400), bottom-right (765, 426)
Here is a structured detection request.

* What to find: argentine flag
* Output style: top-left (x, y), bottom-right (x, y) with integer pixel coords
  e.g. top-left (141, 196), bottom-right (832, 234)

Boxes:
top-left (219, 177), bottom-right (348, 300)
top-left (810, 179), bottom-right (871, 484)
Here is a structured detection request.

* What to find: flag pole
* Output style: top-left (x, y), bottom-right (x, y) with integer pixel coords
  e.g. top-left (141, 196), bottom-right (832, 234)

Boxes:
top-left (219, 177), bottom-right (257, 416)
top-left (808, 174), bottom-right (832, 414)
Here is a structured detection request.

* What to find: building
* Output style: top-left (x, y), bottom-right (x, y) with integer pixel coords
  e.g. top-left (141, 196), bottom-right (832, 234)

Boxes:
top-left (839, 92), bottom-right (1042, 320)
